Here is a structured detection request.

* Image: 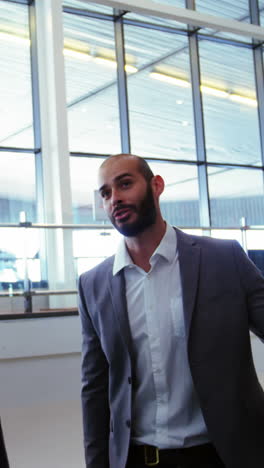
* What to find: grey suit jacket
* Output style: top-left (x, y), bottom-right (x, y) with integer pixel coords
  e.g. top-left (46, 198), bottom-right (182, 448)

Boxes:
top-left (78, 228), bottom-right (264, 468)
top-left (0, 419), bottom-right (9, 468)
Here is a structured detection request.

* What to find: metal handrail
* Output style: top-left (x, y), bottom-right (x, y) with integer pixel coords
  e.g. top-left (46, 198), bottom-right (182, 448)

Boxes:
top-left (0, 289), bottom-right (77, 298)
top-left (0, 222), bottom-right (263, 230)
top-left (0, 220), bottom-right (263, 315)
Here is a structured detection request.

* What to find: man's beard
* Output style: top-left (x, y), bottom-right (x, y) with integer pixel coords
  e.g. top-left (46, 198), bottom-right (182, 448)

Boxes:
top-left (110, 183), bottom-right (157, 237)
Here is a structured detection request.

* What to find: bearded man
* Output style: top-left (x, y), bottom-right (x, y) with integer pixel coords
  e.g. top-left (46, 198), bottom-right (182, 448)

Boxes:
top-left (78, 153), bottom-right (264, 468)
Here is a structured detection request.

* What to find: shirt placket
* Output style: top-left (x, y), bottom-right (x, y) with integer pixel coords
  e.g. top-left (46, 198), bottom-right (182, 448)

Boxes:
top-left (144, 267), bottom-right (169, 446)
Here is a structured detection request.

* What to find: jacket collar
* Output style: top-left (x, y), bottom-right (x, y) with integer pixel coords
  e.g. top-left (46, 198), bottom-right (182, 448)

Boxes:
top-left (174, 228), bottom-right (201, 338)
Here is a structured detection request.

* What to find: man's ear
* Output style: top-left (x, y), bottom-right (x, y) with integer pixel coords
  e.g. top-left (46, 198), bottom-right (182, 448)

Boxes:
top-left (151, 175), bottom-right (165, 198)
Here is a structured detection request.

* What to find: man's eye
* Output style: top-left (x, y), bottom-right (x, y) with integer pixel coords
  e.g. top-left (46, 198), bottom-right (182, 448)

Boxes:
top-left (101, 190), bottom-right (110, 199)
top-left (121, 181), bottom-right (131, 188)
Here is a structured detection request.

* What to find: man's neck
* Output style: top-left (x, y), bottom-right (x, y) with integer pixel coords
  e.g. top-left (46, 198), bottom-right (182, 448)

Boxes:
top-left (124, 219), bottom-right (166, 272)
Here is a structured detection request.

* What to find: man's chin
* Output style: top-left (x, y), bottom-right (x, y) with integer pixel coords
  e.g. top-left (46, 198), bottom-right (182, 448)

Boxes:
top-left (115, 221), bottom-right (148, 237)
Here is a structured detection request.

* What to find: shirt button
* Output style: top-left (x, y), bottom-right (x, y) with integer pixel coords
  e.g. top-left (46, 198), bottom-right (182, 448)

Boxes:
top-left (126, 420), bottom-right (131, 428)
top-left (128, 377), bottom-right (132, 384)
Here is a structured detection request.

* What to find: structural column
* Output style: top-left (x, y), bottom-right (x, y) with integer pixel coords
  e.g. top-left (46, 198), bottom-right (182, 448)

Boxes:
top-left (33, 0), bottom-right (76, 307)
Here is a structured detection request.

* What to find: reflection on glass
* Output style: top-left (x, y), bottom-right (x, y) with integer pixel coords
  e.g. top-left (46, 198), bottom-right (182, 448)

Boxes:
top-left (0, 2), bottom-right (33, 147)
top-left (0, 153), bottom-right (36, 223)
top-left (208, 166), bottom-right (264, 227)
top-left (199, 40), bottom-right (261, 165)
top-left (124, 24), bottom-right (195, 160)
top-left (63, 13), bottom-right (121, 153)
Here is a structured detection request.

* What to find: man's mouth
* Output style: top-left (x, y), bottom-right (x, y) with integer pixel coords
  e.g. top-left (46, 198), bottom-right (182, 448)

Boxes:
top-left (113, 207), bottom-right (133, 221)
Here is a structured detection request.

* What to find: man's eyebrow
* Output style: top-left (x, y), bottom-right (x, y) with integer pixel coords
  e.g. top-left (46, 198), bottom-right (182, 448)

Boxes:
top-left (98, 184), bottom-right (107, 194)
top-left (99, 172), bottom-right (133, 193)
top-left (115, 172), bottom-right (133, 181)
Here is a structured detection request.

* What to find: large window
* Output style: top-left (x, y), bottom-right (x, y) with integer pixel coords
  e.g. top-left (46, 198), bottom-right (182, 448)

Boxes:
top-left (199, 40), bottom-right (261, 166)
top-left (124, 25), bottom-right (196, 160)
top-left (0, 1), bottom-right (33, 147)
top-left (1, 0), bottom-right (264, 315)
top-left (208, 166), bottom-right (264, 227)
top-left (63, 11), bottom-right (121, 153)
top-left (0, 152), bottom-right (36, 223)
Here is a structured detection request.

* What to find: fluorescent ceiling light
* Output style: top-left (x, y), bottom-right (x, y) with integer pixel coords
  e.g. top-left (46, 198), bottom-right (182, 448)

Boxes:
top-left (63, 48), bottom-right (91, 61)
top-left (150, 70), bottom-right (258, 108)
top-left (200, 85), bottom-right (229, 98)
top-left (150, 72), bottom-right (190, 88)
top-left (125, 64), bottom-right (138, 74)
top-left (94, 56), bottom-right (117, 68)
top-left (229, 94), bottom-right (257, 107)
top-left (94, 56), bottom-right (137, 73)
top-left (0, 31), bottom-right (30, 45)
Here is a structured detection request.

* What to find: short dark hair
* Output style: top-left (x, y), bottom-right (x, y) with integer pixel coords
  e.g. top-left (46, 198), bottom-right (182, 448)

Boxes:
top-left (136, 156), bottom-right (154, 182)
top-left (100, 153), bottom-right (154, 182)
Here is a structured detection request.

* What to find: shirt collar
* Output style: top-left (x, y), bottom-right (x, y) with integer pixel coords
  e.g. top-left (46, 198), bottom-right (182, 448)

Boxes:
top-left (113, 223), bottom-right (177, 275)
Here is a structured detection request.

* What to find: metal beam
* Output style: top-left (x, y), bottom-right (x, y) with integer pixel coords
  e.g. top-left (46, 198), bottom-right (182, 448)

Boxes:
top-left (87, 0), bottom-right (264, 41)
top-left (114, 10), bottom-right (131, 153)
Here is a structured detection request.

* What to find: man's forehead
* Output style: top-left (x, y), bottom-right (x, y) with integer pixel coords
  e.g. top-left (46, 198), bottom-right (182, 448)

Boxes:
top-left (98, 157), bottom-right (139, 184)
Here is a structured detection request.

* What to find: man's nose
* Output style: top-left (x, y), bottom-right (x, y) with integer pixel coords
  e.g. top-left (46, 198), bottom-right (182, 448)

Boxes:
top-left (111, 188), bottom-right (122, 206)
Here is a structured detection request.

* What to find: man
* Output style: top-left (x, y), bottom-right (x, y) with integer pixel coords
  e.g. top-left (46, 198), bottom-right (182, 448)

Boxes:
top-left (78, 153), bottom-right (264, 468)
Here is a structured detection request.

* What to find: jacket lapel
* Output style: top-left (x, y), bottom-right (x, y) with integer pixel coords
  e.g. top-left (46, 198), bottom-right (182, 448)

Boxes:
top-left (108, 269), bottom-right (133, 356)
top-left (175, 228), bottom-right (201, 339)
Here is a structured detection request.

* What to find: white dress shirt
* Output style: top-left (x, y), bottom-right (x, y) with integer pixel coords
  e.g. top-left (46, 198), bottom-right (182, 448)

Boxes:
top-left (113, 223), bottom-right (209, 449)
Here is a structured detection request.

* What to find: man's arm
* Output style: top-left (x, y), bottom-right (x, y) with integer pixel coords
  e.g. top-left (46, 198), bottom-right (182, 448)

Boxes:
top-left (78, 274), bottom-right (110, 468)
top-left (232, 241), bottom-right (264, 340)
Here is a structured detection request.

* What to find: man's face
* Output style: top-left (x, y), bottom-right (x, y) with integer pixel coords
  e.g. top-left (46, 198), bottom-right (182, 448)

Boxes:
top-left (98, 158), bottom-right (157, 237)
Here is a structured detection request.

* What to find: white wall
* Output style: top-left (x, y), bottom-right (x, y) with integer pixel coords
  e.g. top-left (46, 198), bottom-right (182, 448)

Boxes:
top-left (0, 317), bottom-right (263, 468)
top-left (0, 317), bottom-right (85, 468)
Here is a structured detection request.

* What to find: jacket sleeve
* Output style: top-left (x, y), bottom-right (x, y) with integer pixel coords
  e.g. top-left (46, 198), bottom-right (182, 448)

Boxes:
top-left (232, 241), bottom-right (264, 341)
top-left (78, 274), bottom-right (110, 468)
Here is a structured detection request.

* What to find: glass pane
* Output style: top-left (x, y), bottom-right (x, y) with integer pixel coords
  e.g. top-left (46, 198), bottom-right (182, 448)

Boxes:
top-left (151, 161), bottom-right (200, 226)
top-left (0, 226), bottom-right (41, 286)
top-left (199, 40), bottom-right (261, 165)
top-left (0, 1), bottom-right (34, 147)
top-left (195, 0), bottom-right (250, 21)
top-left (151, 0), bottom-right (185, 5)
top-left (73, 228), bottom-right (121, 274)
top-left (0, 153), bottom-right (36, 223)
top-left (247, 228), bottom-right (264, 276)
top-left (63, 13), bottom-right (121, 153)
top-left (70, 156), bottom-right (106, 223)
top-left (124, 25), bottom-right (196, 160)
top-left (211, 229), bottom-right (243, 244)
top-left (125, 0), bottom-right (187, 29)
top-left (195, 0), bottom-right (253, 42)
top-left (63, 0), bottom-right (113, 14)
top-left (208, 166), bottom-right (264, 227)
top-left (260, 1), bottom-right (264, 25)
top-left (246, 229), bottom-right (264, 249)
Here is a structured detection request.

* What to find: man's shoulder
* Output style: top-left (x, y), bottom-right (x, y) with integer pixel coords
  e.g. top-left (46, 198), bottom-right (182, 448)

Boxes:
top-left (174, 227), bottom-right (237, 250)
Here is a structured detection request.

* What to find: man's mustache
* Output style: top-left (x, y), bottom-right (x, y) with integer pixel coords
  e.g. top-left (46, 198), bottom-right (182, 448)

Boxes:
top-left (112, 204), bottom-right (136, 217)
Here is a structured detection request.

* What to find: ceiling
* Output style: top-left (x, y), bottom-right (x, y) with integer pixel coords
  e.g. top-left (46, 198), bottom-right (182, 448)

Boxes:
top-left (0, 0), bottom-right (263, 208)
